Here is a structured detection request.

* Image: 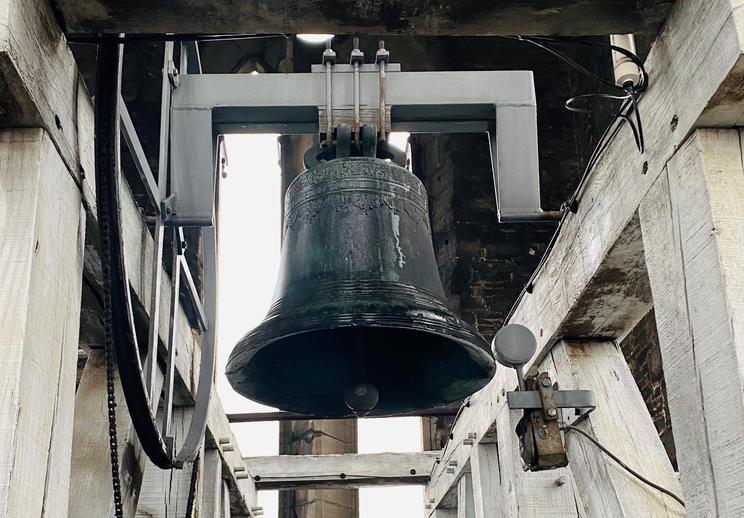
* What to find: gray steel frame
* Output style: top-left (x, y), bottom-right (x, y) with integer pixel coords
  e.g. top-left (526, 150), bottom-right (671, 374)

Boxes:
top-left (169, 68), bottom-right (546, 225)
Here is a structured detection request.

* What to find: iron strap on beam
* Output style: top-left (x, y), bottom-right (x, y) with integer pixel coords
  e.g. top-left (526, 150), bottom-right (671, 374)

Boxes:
top-left (227, 404), bottom-right (462, 423)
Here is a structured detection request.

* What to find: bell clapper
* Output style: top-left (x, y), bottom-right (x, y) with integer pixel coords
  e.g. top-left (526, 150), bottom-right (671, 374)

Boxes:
top-left (344, 382), bottom-right (380, 416)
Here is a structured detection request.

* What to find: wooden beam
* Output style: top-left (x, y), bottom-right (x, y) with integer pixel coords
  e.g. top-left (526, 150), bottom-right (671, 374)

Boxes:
top-left (245, 452), bottom-right (439, 490)
top-left (469, 442), bottom-right (500, 518)
top-left (548, 340), bottom-right (683, 516)
top-left (456, 473), bottom-right (475, 518)
top-left (511, 0), bottom-right (744, 369)
top-left (55, 0), bottom-right (671, 36)
top-left (0, 128), bottom-right (85, 516)
top-left (201, 448), bottom-right (223, 518)
top-left (68, 350), bottom-right (165, 518)
top-left (426, 368), bottom-right (579, 516)
top-left (639, 128), bottom-right (744, 516)
top-left (0, 0), bottom-right (92, 193)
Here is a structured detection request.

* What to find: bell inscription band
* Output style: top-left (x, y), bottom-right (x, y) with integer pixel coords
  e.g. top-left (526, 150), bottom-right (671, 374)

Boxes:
top-left (226, 156), bottom-right (496, 416)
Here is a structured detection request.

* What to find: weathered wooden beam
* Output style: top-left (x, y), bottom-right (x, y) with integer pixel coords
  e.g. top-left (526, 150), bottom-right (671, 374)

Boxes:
top-left (426, 367), bottom-right (579, 516)
top-left (456, 473), bottom-right (476, 518)
top-left (0, 128), bottom-right (85, 516)
top-left (469, 442), bottom-right (500, 518)
top-left (639, 128), bottom-right (744, 516)
top-left (136, 408), bottom-right (199, 517)
top-left (55, 0), bottom-right (671, 36)
top-left (512, 0), bottom-right (744, 369)
top-left (201, 448), bottom-right (223, 518)
top-left (548, 340), bottom-right (683, 516)
top-left (0, 0), bottom-right (92, 193)
top-left (69, 350), bottom-right (164, 518)
top-left (245, 452), bottom-right (439, 490)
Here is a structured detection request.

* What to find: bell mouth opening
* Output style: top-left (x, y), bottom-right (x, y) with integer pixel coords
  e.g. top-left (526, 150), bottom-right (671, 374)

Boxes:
top-left (226, 326), bottom-right (495, 417)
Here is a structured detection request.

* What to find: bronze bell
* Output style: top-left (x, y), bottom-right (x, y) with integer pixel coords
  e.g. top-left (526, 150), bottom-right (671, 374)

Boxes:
top-left (226, 156), bottom-right (496, 416)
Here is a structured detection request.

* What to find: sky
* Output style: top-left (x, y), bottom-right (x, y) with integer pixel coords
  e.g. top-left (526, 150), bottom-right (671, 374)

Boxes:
top-left (217, 133), bottom-right (425, 518)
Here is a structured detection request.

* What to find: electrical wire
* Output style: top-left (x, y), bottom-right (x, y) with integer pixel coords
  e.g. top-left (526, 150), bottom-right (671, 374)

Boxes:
top-left (562, 425), bottom-right (685, 508)
top-left (502, 36), bottom-right (649, 322)
top-left (67, 33), bottom-right (286, 44)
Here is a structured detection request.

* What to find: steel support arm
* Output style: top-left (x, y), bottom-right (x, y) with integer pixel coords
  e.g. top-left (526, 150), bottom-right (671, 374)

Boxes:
top-left (169, 70), bottom-right (544, 225)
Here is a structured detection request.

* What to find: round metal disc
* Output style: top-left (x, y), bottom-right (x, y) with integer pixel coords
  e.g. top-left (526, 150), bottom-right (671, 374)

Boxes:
top-left (491, 324), bottom-right (537, 368)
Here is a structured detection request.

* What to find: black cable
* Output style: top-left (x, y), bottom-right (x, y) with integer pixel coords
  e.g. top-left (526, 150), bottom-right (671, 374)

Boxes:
top-left (67, 33), bottom-right (285, 44)
top-left (563, 426), bottom-right (685, 508)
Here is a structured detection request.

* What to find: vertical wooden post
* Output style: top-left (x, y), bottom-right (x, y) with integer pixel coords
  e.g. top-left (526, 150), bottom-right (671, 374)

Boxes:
top-left (0, 129), bottom-right (85, 517)
top-left (456, 473), bottom-right (476, 518)
top-left (222, 480), bottom-right (232, 518)
top-left (136, 408), bottom-right (198, 517)
top-left (546, 340), bottom-right (683, 516)
top-left (201, 448), bottom-right (223, 518)
top-left (640, 128), bottom-right (744, 516)
top-left (69, 349), bottom-right (165, 517)
top-left (469, 441), bottom-right (500, 518)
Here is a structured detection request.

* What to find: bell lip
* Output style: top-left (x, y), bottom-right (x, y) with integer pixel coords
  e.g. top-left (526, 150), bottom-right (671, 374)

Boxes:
top-left (225, 315), bottom-right (496, 417)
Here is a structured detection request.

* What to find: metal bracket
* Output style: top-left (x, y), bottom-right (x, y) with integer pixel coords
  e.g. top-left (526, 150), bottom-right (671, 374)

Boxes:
top-left (508, 372), bottom-right (596, 471)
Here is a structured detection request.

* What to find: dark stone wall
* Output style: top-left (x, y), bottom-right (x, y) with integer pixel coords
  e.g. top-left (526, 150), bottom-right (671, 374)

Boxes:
top-left (619, 310), bottom-right (677, 468)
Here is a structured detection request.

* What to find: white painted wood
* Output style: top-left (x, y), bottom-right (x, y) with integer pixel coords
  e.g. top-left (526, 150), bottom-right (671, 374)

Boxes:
top-left (640, 128), bottom-right (744, 516)
top-left (222, 480), bottom-right (232, 518)
top-left (548, 340), bottom-right (684, 517)
top-left (202, 448), bottom-right (223, 518)
top-left (136, 408), bottom-right (197, 517)
top-left (469, 442), bottom-right (500, 518)
top-left (456, 473), bottom-right (475, 518)
top-left (245, 451), bottom-right (439, 490)
top-left (0, 128), bottom-right (85, 517)
top-left (0, 0), bottom-right (89, 180)
top-left (69, 350), bottom-right (166, 518)
top-left (508, 0), bottom-right (744, 370)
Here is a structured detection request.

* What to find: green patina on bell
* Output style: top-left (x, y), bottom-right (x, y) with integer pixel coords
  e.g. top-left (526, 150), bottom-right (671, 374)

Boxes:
top-left (226, 156), bottom-right (495, 416)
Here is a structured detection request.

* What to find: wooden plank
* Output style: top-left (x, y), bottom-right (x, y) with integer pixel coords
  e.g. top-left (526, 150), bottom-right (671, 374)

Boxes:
top-left (456, 473), bottom-right (475, 518)
top-left (201, 448), bottom-right (223, 518)
top-left (55, 0), bottom-right (671, 36)
top-left (136, 408), bottom-right (197, 517)
top-left (469, 442), bottom-right (501, 518)
top-left (205, 392), bottom-right (259, 517)
top-left (245, 452), bottom-right (439, 490)
top-left (548, 340), bottom-right (683, 517)
top-left (68, 350), bottom-right (166, 518)
top-left (510, 0), bottom-right (744, 369)
top-left (0, 128), bottom-right (85, 517)
top-left (640, 128), bottom-right (744, 516)
top-left (0, 0), bottom-right (88, 181)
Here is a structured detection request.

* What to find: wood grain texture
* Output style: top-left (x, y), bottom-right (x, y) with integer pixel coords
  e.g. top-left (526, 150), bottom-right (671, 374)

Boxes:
top-left (201, 448), bottom-right (223, 518)
top-left (0, 128), bottom-right (85, 517)
top-left (246, 451), bottom-right (439, 490)
top-left (136, 408), bottom-right (197, 518)
top-left (547, 340), bottom-right (683, 517)
top-left (640, 128), bottom-right (744, 517)
top-left (426, 368), bottom-right (578, 516)
top-left (68, 350), bottom-right (165, 518)
top-left (55, 0), bottom-right (671, 36)
top-left (0, 0), bottom-right (89, 181)
top-left (510, 0), bottom-right (744, 370)
top-left (469, 442), bottom-right (500, 518)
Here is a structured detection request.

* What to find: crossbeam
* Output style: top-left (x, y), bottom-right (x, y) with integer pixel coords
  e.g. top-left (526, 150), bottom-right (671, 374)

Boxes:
top-left (54, 0), bottom-right (671, 36)
top-left (244, 452), bottom-right (440, 490)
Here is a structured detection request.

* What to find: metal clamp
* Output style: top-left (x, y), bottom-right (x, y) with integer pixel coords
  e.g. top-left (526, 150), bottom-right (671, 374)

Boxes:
top-left (493, 325), bottom-right (596, 471)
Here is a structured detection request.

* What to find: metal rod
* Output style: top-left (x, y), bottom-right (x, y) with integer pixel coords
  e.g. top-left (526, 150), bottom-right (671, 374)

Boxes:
top-left (143, 40), bottom-right (175, 404)
top-left (377, 40), bottom-right (388, 141)
top-left (179, 254), bottom-right (207, 331)
top-left (161, 225), bottom-right (182, 438)
top-left (324, 41), bottom-right (333, 146)
top-left (119, 96), bottom-right (160, 211)
top-left (227, 405), bottom-right (462, 423)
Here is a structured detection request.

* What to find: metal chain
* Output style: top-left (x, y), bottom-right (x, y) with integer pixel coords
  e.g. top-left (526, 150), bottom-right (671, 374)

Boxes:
top-left (95, 38), bottom-right (126, 518)
top-left (184, 453), bottom-right (200, 518)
